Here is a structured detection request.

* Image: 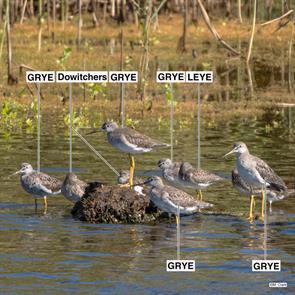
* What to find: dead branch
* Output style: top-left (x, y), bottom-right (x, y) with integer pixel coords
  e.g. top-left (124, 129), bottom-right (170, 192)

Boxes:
top-left (197, 0), bottom-right (240, 56)
top-left (260, 10), bottom-right (293, 27)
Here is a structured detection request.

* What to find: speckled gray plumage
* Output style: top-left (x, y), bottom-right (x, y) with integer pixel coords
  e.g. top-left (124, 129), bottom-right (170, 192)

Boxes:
top-left (61, 173), bottom-right (87, 203)
top-left (21, 170), bottom-right (61, 197)
top-left (178, 162), bottom-right (224, 189)
top-left (146, 177), bottom-right (213, 215)
top-left (106, 126), bottom-right (169, 154)
top-left (232, 168), bottom-right (290, 204)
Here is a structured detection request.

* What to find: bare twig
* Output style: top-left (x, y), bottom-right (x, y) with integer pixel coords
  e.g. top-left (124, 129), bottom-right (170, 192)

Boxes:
top-left (260, 10), bottom-right (293, 27)
top-left (247, 0), bottom-right (257, 64)
top-left (197, 0), bottom-right (240, 56)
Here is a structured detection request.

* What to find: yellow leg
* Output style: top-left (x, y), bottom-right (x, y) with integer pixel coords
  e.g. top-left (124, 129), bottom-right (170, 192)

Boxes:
top-left (247, 195), bottom-right (255, 221)
top-left (34, 198), bottom-right (38, 211)
top-left (176, 215), bottom-right (179, 225)
top-left (260, 190), bottom-right (265, 221)
top-left (198, 190), bottom-right (203, 201)
top-left (43, 196), bottom-right (48, 214)
top-left (196, 190), bottom-right (199, 199)
top-left (128, 154), bottom-right (135, 187)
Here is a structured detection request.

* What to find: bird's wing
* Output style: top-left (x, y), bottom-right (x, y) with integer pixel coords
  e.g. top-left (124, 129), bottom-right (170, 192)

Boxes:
top-left (120, 128), bottom-right (168, 149)
top-left (190, 169), bottom-right (224, 184)
top-left (165, 186), bottom-right (199, 208)
top-left (37, 172), bottom-right (62, 194)
top-left (253, 156), bottom-right (287, 191)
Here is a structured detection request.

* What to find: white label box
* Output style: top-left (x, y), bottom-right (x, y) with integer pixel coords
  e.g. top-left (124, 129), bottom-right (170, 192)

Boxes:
top-left (109, 71), bottom-right (138, 83)
top-left (166, 260), bottom-right (195, 272)
top-left (56, 71), bottom-right (108, 83)
top-left (26, 71), bottom-right (55, 83)
top-left (157, 71), bottom-right (186, 83)
top-left (185, 71), bottom-right (213, 83)
top-left (252, 260), bottom-right (281, 272)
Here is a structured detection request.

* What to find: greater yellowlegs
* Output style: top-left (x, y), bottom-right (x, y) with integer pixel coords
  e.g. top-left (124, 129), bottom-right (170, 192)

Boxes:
top-left (232, 168), bottom-right (291, 213)
top-left (178, 162), bottom-right (224, 201)
top-left (158, 158), bottom-right (182, 186)
top-left (224, 142), bottom-right (286, 220)
top-left (142, 176), bottom-right (213, 224)
top-left (14, 163), bottom-right (62, 211)
top-left (90, 122), bottom-right (169, 186)
top-left (61, 173), bottom-right (87, 203)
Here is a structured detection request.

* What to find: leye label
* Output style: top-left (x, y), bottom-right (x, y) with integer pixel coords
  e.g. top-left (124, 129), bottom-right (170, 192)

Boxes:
top-left (157, 71), bottom-right (213, 83)
top-left (252, 260), bottom-right (281, 272)
top-left (166, 260), bottom-right (195, 272)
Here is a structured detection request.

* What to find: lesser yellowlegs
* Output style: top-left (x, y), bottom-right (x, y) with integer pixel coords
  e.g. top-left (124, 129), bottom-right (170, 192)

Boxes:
top-left (224, 142), bottom-right (286, 220)
top-left (232, 167), bottom-right (291, 213)
top-left (178, 162), bottom-right (224, 201)
top-left (61, 173), bottom-right (87, 203)
top-left (14, 163), bottom-right (62, 211)
top-left (90, 122), bottom-right (169, 186)
top-left (142, 176), bottom-right (213, 224)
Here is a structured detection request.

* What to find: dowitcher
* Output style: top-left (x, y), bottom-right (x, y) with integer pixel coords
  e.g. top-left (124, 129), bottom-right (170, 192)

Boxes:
top-left (178, 162), bottom-right (224, 201)
top-left (143, 176), bottom-right (213, 224)
top-left (14, 163), bottom-right (62, 211)
top-left (90, 122), bottom-right (169, 186)
top-left (61, 173), bottom-right (87, 203)
top-left (224, 142), bottom-right (286, 220)
top-left (232, 168), bottom-right (291, 213)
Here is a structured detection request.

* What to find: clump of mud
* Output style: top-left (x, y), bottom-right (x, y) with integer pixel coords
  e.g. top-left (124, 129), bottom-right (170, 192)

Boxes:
top-left (71, 184), bottom-right (163, 224)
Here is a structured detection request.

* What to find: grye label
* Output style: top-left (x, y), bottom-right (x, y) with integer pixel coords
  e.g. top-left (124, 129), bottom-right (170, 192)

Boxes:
top-left (26, 71), bottom-right (55, 83)
top-left (252, 260), bottom-right (281, 272)
top-left (157, 71), bottom-right (213, 83)
top-left (166, 260), bottom-right (195, 272)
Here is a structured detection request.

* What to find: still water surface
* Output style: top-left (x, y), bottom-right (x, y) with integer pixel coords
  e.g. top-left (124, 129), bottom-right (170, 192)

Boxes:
top-left (0, 113), bottom-right (294, 294)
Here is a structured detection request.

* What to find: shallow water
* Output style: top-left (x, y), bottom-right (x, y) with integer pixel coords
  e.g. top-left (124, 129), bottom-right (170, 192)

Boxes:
top-left (0, 112), bottom-right (294, 294)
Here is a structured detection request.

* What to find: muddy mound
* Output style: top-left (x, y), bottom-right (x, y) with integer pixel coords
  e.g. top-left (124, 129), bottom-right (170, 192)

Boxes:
top-left (71, 185), bottom-right (163, 224)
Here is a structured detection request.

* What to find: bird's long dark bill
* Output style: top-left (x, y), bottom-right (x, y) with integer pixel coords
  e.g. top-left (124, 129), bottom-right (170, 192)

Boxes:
top-left (131, 180), bottom-right (150, 187)
top-left (223, 149), bottom-right (235, 158)
top-left (85, 129), bottom-right (100, 135)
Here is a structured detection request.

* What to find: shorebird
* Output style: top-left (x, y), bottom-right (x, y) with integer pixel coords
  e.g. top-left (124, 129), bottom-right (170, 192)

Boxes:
top-left (232, 168), bottom-right (291, 213)
top-left (117, 170), bottom-right (145, 195)
top-left (224, 142), bottom-right (287, 220)
top-left (61, 173), bottom-right (87, 203)
top-left (89, 122), bottom-right (169, 186)
top-left (14, 163), bottom-right (62, 211)
top-left (142, 176), bottom-right (213, 224)
top-left (158, 158), bottom-right (182, 186)
top-left (178, 162), bottom-right (224, 201)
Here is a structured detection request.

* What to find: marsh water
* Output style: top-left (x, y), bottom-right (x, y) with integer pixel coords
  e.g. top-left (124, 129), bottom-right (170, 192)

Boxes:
top-left (0, 109), bottom-right (295, 294)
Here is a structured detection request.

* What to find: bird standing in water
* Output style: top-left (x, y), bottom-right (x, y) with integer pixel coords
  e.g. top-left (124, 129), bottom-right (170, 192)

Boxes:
top-left (14, 163), bottom-right (62, 212)
top-left (142, 176), bottom-right (213, 225)
top-left (61, 173), bottom-right (87, 203)
top-left (232, 168), bottom-right (291, 213)
top-left (178, 162), bottom-right (224, 201)
top-left (224, 142), bottom-right (286, 221)
top-left (89, 122), bottom-right (169, 187)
